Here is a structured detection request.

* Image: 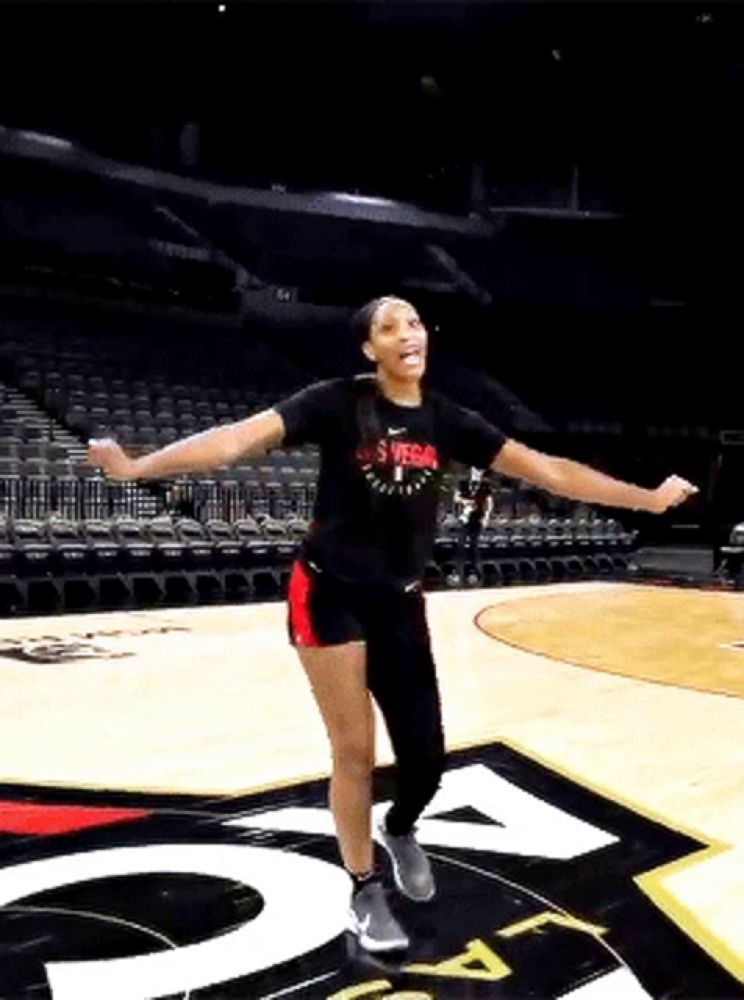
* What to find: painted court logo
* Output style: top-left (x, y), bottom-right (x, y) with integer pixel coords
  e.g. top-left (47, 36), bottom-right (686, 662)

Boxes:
top-left (0, 641), bottom-right (134, 663)
top-left (0, 626), bottom-right (189, 664)
top-left (0, 743), bottom-right (738, 999)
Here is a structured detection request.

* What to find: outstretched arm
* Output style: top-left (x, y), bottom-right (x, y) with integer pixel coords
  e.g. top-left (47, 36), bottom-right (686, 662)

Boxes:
top-left (87, 408), bottom-right (286, 480)
top-left (493, 440), bottom-right (697, 514)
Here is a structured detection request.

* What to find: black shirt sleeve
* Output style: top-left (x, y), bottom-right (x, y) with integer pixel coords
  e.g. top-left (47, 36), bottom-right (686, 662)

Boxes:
top-left (438, 394), bottom-right (508, 470)
top-left (273, 378), bottom-right (343, 447)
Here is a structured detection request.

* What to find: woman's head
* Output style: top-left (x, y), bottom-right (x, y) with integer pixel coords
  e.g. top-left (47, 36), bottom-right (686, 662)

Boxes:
top-left (351, 296), bottom-right (427, 382)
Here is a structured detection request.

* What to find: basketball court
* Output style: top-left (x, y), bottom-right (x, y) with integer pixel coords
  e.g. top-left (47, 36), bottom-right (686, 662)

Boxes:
top-left (0, 582), bottom-right (741, 997)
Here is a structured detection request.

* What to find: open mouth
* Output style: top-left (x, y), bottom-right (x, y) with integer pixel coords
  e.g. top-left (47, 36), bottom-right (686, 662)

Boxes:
top-left (399, 348), bottom-right (423, 366)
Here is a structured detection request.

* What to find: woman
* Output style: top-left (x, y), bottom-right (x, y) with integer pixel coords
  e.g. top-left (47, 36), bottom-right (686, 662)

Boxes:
top-left (88, 296), bottom-right (697, 953)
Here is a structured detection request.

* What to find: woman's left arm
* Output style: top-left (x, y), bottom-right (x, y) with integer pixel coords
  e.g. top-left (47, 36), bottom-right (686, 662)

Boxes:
top-left (492, 439), bottom-right (698, 514)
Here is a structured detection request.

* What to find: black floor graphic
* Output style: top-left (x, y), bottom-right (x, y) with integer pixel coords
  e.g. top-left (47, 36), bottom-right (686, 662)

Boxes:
top-left (0, 743), bottom-right (740, 999)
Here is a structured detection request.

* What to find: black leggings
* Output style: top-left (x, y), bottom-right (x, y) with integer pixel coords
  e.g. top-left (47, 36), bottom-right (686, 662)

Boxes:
top-left (362, 589), bottom-right (445, 835)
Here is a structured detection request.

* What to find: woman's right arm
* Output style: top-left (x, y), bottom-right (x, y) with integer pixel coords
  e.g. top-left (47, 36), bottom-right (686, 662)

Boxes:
top-left (87, 408), bottom-right (286, 480)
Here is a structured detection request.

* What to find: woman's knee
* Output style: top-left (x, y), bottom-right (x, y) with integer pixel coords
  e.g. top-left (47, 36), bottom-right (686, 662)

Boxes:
top-left (398, 741), bottom-right (445, 796)
top-left (331, 737), bottom-right (375, 779)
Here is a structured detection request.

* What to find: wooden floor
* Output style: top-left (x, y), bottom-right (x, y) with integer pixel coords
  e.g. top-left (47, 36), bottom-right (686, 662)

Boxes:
top-left (0, 581), bottom-right (742, 986)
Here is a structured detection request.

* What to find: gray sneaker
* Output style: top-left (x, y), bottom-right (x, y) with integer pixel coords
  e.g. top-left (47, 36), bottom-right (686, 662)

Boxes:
top-left (376, 820), bottom-right (436, 902)
top-left (348, 880), bottom-right (409, 952)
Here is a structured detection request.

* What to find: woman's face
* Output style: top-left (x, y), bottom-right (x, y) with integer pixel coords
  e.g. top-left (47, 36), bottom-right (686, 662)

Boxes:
top-left (363, 298), bottom-right (427, 381)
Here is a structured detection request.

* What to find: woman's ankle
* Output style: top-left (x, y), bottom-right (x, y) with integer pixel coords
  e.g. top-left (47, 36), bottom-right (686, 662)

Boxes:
top-left (347, 867), bottom-right (379, 895)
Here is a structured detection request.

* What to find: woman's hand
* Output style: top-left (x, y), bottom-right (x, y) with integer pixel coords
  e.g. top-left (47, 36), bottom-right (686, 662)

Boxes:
top-left (86, 438), bottom-right (140, 480)
top-left (646, 475), bottom-right (699, 514)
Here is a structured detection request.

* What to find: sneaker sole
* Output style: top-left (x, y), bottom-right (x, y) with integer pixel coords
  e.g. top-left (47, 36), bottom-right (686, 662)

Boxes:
top-left (347, 910), bottom-right (409, 953)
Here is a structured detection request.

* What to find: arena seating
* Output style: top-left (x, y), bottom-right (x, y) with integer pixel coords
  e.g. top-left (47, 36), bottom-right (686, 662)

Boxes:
top-left (0, 508), bottom-right (634, 614)
top-left (0, 308), bottom-right (640, 613)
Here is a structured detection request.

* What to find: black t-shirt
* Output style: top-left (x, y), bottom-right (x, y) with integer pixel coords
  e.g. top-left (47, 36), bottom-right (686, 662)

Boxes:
top-left (275, 377), bottom-right (507, 586)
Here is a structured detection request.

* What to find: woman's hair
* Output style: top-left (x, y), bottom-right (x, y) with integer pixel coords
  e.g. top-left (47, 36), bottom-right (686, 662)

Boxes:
top-left (351, 295), bottom-right (410, 346)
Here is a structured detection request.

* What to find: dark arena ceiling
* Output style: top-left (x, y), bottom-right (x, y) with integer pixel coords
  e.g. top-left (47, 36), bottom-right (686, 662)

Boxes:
top-left (0, 2), bottom-right (743, 422)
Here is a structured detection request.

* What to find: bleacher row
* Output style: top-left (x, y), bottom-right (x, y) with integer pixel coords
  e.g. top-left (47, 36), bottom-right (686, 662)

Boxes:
top-left (565, 419), bottom-right (715, 441)
top-left (0, 513), bottom-right (302, 613)
top-left (0, 458), bottom-right (321, 521)
top-left (52, 382), bottom-right (279, 451)
top-left (0, 510), bottom-right (635, 614)
top-left (434, 512), bottom-right (635, 586)
top-left (0, 317), bottom-right (310, 463)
